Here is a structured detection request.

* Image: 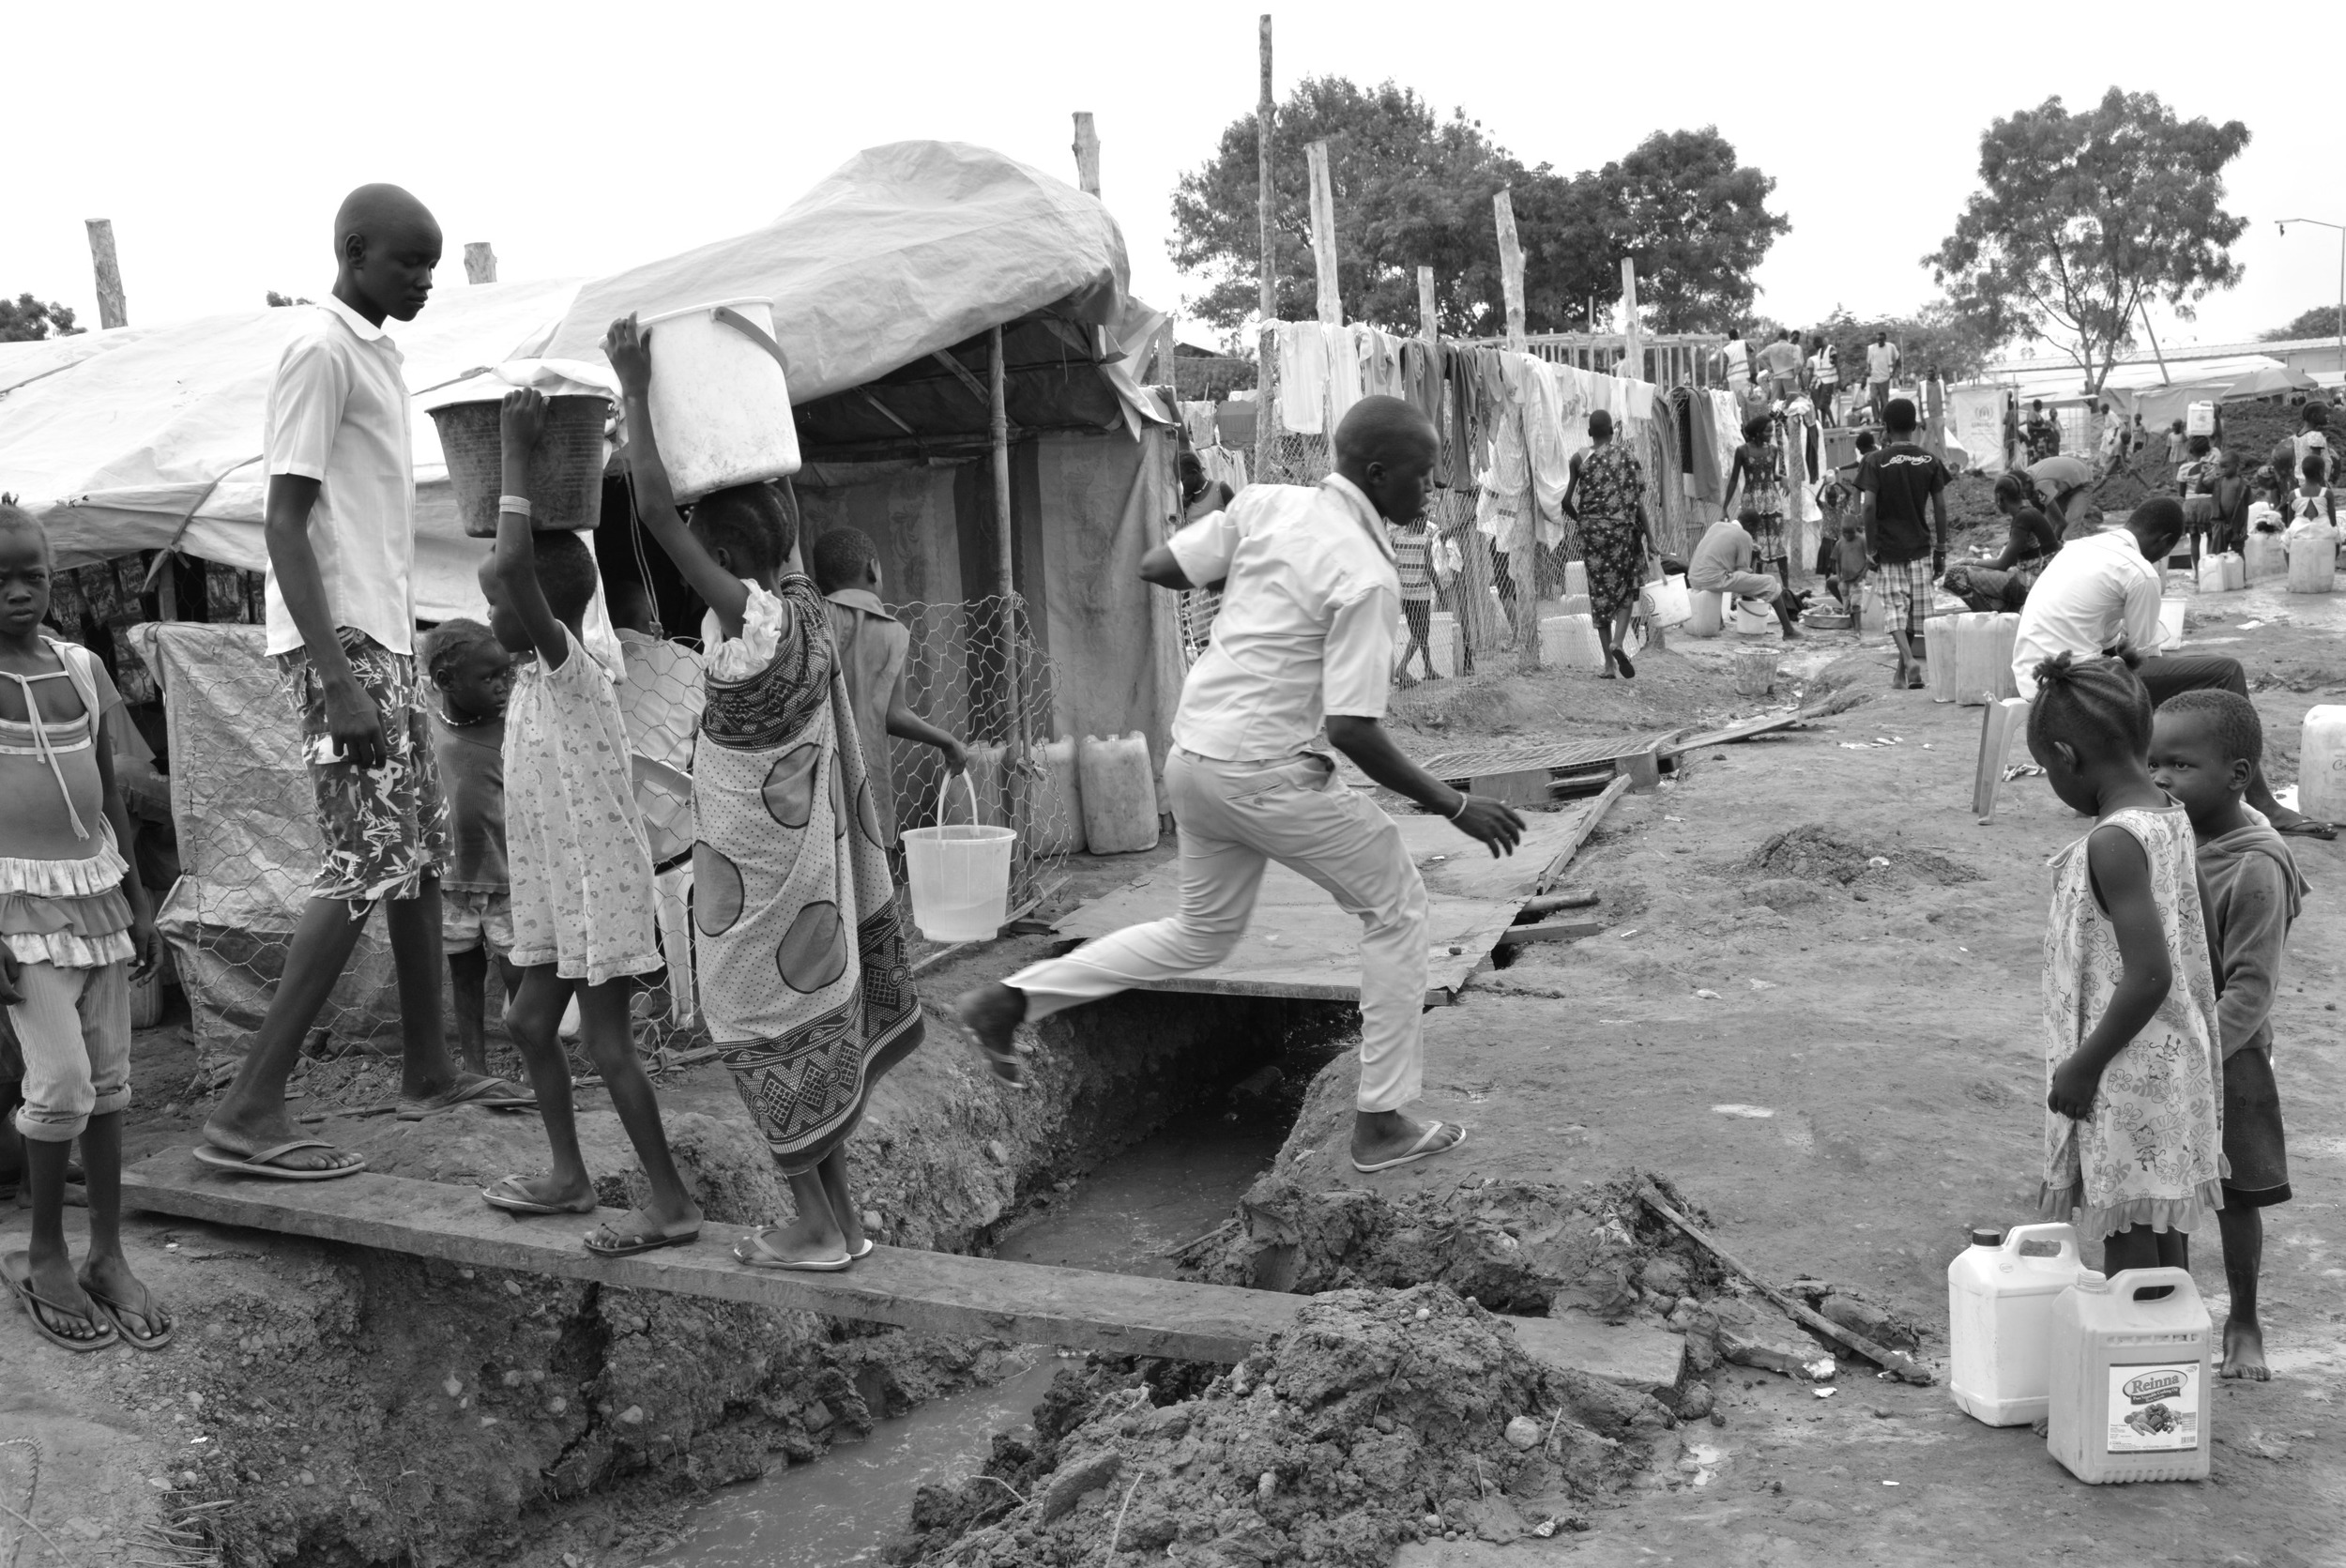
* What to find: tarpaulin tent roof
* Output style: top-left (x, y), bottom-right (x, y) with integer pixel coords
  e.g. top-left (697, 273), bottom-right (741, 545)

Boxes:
top-left (535, 140), bottom-right (1155, 435)
top-left (0, 279), bottom-right (581, 618)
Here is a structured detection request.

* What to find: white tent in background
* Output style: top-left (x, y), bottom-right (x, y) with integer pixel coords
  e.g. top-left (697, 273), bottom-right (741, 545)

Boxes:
top-left (0, 278), bottom-right (582, 620)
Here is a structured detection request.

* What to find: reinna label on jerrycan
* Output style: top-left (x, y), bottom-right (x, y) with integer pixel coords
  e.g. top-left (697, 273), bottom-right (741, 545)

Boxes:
top-left (2046, 1267), bottom-right (2213, 1484)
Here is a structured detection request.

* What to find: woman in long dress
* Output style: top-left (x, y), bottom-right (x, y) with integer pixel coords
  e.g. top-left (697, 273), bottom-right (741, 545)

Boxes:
top-left (1562, 409), bottom-right (1652, 679)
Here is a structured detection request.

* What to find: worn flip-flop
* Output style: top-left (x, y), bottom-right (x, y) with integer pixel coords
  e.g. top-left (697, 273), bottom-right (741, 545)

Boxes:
top-left (733, 1226), bottom-right (853, 1272)
top-left (850, 1238), bottom-right (876, 1260)
top-left (2274, 817), bottom-right (2338, 840)
top-left (3, 1251), bottom-right (117, 1353)
top-left (583, 1220), bottom-right (700, 1258)
top-left (1352, 1121), bottom-right (1467, 1174)
top-left (83, 1280), bottom-right (173, 1351)
top-left (481, 1176), bottom-right (598, 1217)
top-left (191, 1139), bottom-right (367, 1181)
top-left (400, 1073), bottom-right (538, 1120)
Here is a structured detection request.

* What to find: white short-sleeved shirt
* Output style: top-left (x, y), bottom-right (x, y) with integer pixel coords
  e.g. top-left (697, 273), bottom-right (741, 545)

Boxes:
top-left (2011, 527), bottom-right (2166, 697)
top-left (1866, 343), bottom-right (1897, 383)
top-left (262, 295), bottom-right (418, 657)
top-left (1167, 475), bottom-right (1399, 762)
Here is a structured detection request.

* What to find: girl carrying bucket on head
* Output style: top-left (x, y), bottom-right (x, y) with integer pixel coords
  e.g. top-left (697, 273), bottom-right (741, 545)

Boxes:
top-left (605, 314), bottom-right (923, 1273)
top-left (2027, 647), bottom-right (2224, 1279)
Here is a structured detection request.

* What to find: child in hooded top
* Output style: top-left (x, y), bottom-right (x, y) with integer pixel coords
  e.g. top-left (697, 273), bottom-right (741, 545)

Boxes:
top-left (2030, 647), bottom-right (2224, 1278)
top-left (2149, 690), bottom-right (2306, 1380)
top-left (0, 504), bottom-right (166, 1351)
top-left (420, 618), bottom-right (516, 1075)
top-left (477, 388), bottom-right (701, 1256)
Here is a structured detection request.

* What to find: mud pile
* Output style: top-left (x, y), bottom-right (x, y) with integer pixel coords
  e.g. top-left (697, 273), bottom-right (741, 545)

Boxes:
top-left (891, 1286), bottom-right (1673, 1567)
top-left (1174, 1171), bottom-right (1723, 1328)
top-left (1740, 826), bottom-right (1981, 890)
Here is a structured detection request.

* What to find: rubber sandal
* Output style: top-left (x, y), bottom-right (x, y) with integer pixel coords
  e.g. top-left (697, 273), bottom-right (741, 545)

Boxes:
top-left (954, 988), bottom-right (1028, 1090)
top-left (583, 1221), bottom-right (700, 1258)
top-left (2274, 817), bottom-right (2338, 840)
top-left (83, 1281), bottom-right (172, 1351)
top-left (850, 1238), bottom-right (876, 1260)
top-left (3, 1251), bottom-right (117, 1353)
top-left (1613, 647), bottom-right (1636, 679)
top-left (481, 1176), bottom-right (598, 1216)
top-left (1351, 1121), bottom-right (1467, 1174)
top-left (191, 1139), bottom-right (367, 1181)
top-left (400, 1073), bottom-right (539, 1120)
top-left (734, 1226), bottom-right (853, 1272)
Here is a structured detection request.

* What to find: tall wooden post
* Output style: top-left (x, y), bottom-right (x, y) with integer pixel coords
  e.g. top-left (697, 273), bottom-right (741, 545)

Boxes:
top-left (1493, 190), bottom-right (1525, 350)
top-left (1305, 140), bottom-right (1340, 327)
top-left (1257, 16), bottom-right (1275, 327)
top-left (464, 243), bottom-right (497, 284)
top-left (1620, 258), bottom-right (1642, 384)
top-left (990, 325), bottom-right (1028, 874)
top-left (1418, 266), bottom-right (1438, 341)
top-left (1072, 113), bottom-right (1102, 197)
top-left (84, 220), bottom-right (127, 328)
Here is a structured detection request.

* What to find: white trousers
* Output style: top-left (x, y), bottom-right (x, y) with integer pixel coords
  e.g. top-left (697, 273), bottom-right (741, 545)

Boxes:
top-left (1006, 749), bottom-right (1430, 1112)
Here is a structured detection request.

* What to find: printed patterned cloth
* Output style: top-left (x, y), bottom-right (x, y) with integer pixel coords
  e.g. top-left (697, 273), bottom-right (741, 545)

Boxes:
top-left (1873, 556), bottom-right (1935, 637)
top-left (1741, 439), bottom-right (1787, 522)
top-left (2040, 805), bottom-right (2225, 1240)
top-left (276, 629), bottom-right (446, 906)
top-left (502, 629), bottom-right (662, 985)
top-left (695, 577), bottom-right (924, 1176)
top-left (1574, 441), bottom-right (1648, 618)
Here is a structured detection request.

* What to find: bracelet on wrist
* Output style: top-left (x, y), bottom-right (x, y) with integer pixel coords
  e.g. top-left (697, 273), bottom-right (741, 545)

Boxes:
top-left (1447, 792), bottom-right (1471, 821)
top-left (499, 495), bottom-right (534, 518)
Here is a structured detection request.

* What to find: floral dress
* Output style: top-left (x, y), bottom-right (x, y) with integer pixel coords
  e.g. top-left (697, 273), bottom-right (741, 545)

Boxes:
top-left (1740, 440), bottom-right (1789, 563)
top-left (503, 627), bottom-right (663, 985)
top-left (1572, 440), bottom-right (1648, 619)
top-left (2039, 805), bottom-right (2224, 1241)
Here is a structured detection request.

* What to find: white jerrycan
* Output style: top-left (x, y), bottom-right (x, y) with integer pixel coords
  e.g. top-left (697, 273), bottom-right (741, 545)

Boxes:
top-left (1946, 1223), bottom-right (2083, 1426)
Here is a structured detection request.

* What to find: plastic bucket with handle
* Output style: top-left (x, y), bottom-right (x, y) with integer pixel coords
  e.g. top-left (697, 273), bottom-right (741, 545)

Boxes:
top-left (901, 774), bottom-right (1016, 941)
top-left (636, 297), bottom-right (800, 502)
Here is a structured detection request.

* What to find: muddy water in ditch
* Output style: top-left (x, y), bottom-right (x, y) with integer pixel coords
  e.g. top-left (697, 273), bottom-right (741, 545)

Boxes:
top-left (651, 1099), bottom-right (1294, 1564)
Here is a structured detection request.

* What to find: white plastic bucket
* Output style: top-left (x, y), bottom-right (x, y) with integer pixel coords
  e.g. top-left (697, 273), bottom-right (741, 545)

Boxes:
top-left (637, 297), bottom-right (801, 502)
top-left (1730, 601), bottom-right (1773, 637)
top-left (901, 775), bottom-right (1015, 941)
top-left (1639, 574), bottom-right (1692, 629)
top-left (2157, 597), bottom-right (2186, 649)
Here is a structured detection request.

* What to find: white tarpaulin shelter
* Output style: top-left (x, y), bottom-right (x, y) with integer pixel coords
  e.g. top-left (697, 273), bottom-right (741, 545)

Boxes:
top-left (0, 278), bottom-right (582, 620)
top-left (536, 140), bottom-right (1132, 404)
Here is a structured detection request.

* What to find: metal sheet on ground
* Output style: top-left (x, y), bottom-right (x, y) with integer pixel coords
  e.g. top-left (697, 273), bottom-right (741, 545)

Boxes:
top-left (120, 1149), bottom-right (1681, 1388)
top-left (1051, 785), bottom-right (1622, 1004)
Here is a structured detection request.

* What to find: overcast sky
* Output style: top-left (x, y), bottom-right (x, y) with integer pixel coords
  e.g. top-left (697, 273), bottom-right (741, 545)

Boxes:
top-left (8, 1), bottom-right (2339, 364)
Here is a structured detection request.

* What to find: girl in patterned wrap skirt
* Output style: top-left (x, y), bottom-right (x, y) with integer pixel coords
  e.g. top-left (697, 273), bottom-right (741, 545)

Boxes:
top-left (607, 314), bottom-right (922, 1272)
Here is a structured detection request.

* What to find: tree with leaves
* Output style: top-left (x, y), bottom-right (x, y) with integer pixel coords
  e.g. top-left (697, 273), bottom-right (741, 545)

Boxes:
top-left (2263, 304), bottom-right (2345, 342)
top-left (0, 294), bottom-right (81, 343)
top-left (1927, 88), bottom-right (2249, 395)
top-left (1169, 78), bottom-right (1786, 340)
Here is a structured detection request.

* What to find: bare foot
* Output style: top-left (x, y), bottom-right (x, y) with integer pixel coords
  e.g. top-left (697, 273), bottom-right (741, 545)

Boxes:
top-left (201, 1104), bottom-right (363, 1174)
top-left (2221, 1316), bottom-right (2270, 1381)
top-left (954, 983), bottom-right (1029, 1088)
top-left (81, 1253), bottom-right (170, 1341)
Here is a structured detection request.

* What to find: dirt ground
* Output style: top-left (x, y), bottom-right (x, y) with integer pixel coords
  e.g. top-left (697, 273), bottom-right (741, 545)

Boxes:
top-left (1292, 570), bottom-right (2346, 1566)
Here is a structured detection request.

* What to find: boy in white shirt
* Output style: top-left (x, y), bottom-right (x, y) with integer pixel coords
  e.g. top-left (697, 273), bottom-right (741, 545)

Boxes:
top-left (199, 186), bottom-right (531, 1180)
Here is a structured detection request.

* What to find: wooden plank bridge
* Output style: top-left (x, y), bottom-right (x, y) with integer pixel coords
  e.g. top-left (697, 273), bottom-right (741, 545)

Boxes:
top-left (123, 1149), bottom-right (1683, 1390)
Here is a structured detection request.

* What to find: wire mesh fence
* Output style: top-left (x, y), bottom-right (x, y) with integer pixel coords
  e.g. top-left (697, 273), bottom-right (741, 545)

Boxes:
top-left (114, 585), bottom-right (1070, 1106)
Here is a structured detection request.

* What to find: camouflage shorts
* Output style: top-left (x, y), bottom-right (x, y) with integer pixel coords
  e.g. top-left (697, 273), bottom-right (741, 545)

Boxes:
top-left (277, 630), bottom-right (447, 906)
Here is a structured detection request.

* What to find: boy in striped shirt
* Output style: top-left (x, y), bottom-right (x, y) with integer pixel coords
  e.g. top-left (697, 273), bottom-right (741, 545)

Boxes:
top-left (1390, 516), bottom-right (1439, 683)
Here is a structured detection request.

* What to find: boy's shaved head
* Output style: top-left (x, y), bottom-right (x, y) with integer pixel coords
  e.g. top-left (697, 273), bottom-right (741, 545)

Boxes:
top-left (335, 184), bottom-right (438, 252)
top-left (333, 184), bottom-right (441, 324)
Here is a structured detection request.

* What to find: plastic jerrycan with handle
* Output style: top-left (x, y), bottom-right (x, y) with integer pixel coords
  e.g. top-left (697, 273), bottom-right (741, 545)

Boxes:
top-left (1946, 1224), bottom-right (2083, 1426)
top-left (2298, 706), bottom-right (2346, 825)
top-left (2046, 1268), bottom-right (2213, 1483)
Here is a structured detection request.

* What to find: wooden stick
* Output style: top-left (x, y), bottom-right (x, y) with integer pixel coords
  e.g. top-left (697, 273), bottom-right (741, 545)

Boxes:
top-left (1256, 16), bottom-right (1275, 327)
top-left (1636, 1180), bottom-right (1934, 1385)
top-left (463, 242), bottom-right (497, 285)
top-left (85, 218), bottom-right (128, 328)
top-left (1305, 140), bottom-right (1339, 327)
top-left (1619, 258), bottom-right (1641, 382)
top-left (1493, 190), bottom-right (1525, 350)
top-left (1071, 112), bottom-right (1101, 197)
top-left (1418, 265), bottom-right (1438, 343)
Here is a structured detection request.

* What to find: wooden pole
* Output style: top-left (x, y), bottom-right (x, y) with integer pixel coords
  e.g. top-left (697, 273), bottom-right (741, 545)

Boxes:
top-left (1257, 15), bottom-right (1275, 327)
top-left (1305, 140), bottom-right (1340, 327)
top-left (1620, 258), bottom-right (1642, 384)
top-left (84, 220), bottom-right (127, 328)
top-left (1418, 265), bottom-right (1438, 342)
top-left (2135, 299), bottom-right (2171, 388)
top-left (463, 243), bottom-right (497, 285)
top-left (1072, 113), bottom-right (1102, 197)
top-left (1493, 190), bottom-right (1525, 350)
top-left (989, 325), bottom-right (1028, 883)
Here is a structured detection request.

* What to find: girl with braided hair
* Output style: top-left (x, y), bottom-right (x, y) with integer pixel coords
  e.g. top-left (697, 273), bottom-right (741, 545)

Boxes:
top-left (2030, 646), bottom-right (2224, 1275)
